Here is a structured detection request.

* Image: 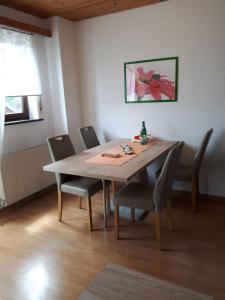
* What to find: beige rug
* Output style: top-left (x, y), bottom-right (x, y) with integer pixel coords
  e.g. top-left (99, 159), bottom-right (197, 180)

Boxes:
top-left (79, 263), bottom-right (213, 300)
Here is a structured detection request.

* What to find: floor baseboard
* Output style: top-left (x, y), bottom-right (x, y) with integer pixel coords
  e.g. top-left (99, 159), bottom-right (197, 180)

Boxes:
top-left (0, 184), bottom-right (57, 214)
top-left (173, 189), bottom-right (225, 202)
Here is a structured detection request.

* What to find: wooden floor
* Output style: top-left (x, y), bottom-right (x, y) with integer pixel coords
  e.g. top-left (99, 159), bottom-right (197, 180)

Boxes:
top-left (0, 191), bottom-right (225, 300)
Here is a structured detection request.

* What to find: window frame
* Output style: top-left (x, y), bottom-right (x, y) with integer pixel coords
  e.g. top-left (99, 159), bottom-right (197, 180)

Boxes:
top-left (5, 95), bottom-right (29, 123)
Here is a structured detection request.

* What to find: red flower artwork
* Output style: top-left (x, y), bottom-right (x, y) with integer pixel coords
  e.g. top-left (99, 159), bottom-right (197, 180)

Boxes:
top-left (134, 67), bottom-right (175, 101)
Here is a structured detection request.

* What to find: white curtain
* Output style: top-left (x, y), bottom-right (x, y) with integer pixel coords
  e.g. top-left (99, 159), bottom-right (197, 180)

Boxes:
top-left (0, 28), bottom-right (42, 206)
top-left (0, 95), bottom-right (5, 204)
top-left (0, 28), bottom-right (41, 96)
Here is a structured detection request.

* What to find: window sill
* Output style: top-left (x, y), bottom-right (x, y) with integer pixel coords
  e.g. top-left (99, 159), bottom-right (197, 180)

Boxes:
top-left (5, 118), bottom-right (44, 126)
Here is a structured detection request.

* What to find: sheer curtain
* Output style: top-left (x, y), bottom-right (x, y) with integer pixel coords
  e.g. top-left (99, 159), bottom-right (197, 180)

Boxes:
top-left (0, 95), bottom-right (5, 205)
top-left (0, 28), bottom-right (41, 207)
top-left (0, 28), bottom-right (41, 96)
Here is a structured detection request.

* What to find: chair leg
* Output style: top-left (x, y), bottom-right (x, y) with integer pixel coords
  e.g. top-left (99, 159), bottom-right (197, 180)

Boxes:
top-left (155, 213), bottom-right (162, 250)
top-left (78, 197), bottom-right (82, 209)
top-left (191, 180), bottom-right (199, 212)
top-left (58, 191), bottom-right (62, 222)
top-left (166, 198), bottom-right (173, 231)
top-left (86, 197), bottom-right (93, 231)
top-left (131, 208), bottom-right (135, 223)
top-left (114, 204), bottom-right (119, 240)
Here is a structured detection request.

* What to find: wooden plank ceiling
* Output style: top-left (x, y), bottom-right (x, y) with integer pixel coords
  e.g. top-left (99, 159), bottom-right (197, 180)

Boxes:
top-left (0, 0), bottom-right (167, 21)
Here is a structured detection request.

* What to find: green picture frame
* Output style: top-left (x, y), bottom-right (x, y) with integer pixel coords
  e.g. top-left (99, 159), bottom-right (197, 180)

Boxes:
top-left (124, 56), bottom-right (179, 104)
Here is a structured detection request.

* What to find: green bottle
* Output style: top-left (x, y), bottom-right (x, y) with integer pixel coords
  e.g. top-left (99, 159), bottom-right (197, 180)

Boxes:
top-left (140, 121), bottom-right (147, 144)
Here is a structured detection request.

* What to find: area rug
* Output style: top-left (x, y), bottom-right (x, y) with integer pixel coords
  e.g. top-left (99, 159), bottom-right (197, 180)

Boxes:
top-left (79, 263), bottom-right (213, 300)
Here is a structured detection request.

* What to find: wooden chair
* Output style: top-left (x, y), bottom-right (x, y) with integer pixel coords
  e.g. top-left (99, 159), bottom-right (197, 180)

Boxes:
top-left (47, 134), bottom-right (109, 230)
top-left (158, 129), bottom-right (213, 212)
top-left (113, 142), bottom-right (183, 250)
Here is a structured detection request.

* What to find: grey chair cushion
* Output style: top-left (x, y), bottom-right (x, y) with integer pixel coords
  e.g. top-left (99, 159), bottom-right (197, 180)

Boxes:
top-left (156, 163), bottom-right (193, 183)
top-left (47, 135), bottom-right (75, 161)
top-left (192, 128), bottom-right (213, 180)
top-left (153, 143), bottom-right (184, 212)
top-left (156, 129), bottom-right (213, 184)
top-left (61, 177), bottom-right (103, 197)
top-left (78, 126), bottom-right (100, 150)
top-left (156, 162), bottom-right (191, 182)
top-left (47, 135), bottom-right (76, 188)
top-left (174, 164), bottom-right (192, 182)
top-left (113, 182), bottom-right (155, 212)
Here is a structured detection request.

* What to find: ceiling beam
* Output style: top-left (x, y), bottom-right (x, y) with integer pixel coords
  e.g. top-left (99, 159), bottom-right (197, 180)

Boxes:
top-left (0, 16), bottom-right (52, 37)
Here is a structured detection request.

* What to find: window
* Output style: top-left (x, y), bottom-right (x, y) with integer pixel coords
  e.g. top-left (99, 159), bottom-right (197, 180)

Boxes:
top-left (0, 28), bottom-right (42, 124)
top-left (5, 96), bottom-right (29, 122)
top-left (5, 95), bottom-right (42, 123)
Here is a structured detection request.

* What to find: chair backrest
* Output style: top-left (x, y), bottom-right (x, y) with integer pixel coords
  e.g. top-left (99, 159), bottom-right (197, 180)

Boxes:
top-left (47, 135), bottom-right (75, 189)
top-left (78, 126), bottom-right (100, 150)
top-left (153, 142), bottom-right (184, 213)
top-left (192, 128), bottom-right (213, 180)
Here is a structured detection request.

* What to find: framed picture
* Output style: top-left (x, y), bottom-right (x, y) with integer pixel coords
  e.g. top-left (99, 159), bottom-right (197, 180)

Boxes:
top-left (124, 57), bottom-right (178, 103)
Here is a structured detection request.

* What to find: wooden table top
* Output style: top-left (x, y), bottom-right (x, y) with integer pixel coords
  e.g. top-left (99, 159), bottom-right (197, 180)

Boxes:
top-left (43, 139), bottom-right (178, 183)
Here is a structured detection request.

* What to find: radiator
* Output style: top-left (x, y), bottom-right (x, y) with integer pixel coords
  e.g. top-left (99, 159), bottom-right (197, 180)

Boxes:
top-left (1, 144), bottom-right (55, 206)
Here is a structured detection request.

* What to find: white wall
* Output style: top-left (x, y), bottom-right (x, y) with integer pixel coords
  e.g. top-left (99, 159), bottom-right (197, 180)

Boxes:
top-left (45, 17), bottom-right (83, 152)
top-left (57, 17), bottom-right (83, 152)
top-left (45, 17), bottom-right (68, 139)
top-left (74, 0), bottom-right (225, 197)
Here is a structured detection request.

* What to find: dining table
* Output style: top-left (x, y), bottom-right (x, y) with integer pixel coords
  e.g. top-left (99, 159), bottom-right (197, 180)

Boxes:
top-left (43, 138), bottom-right (178, 227)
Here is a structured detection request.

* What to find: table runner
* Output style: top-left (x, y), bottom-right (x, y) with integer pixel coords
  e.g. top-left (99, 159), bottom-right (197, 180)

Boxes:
top-left (85, 141), bottom-right (156, 166)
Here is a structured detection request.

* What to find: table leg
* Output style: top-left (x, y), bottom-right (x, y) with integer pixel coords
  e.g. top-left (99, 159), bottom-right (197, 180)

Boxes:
top-left (111, 181), bottom-right (116, 197)
top-left (102, 179), bottom-right (107, 228)
top-left (106, 184), bottom-right (111, 216)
